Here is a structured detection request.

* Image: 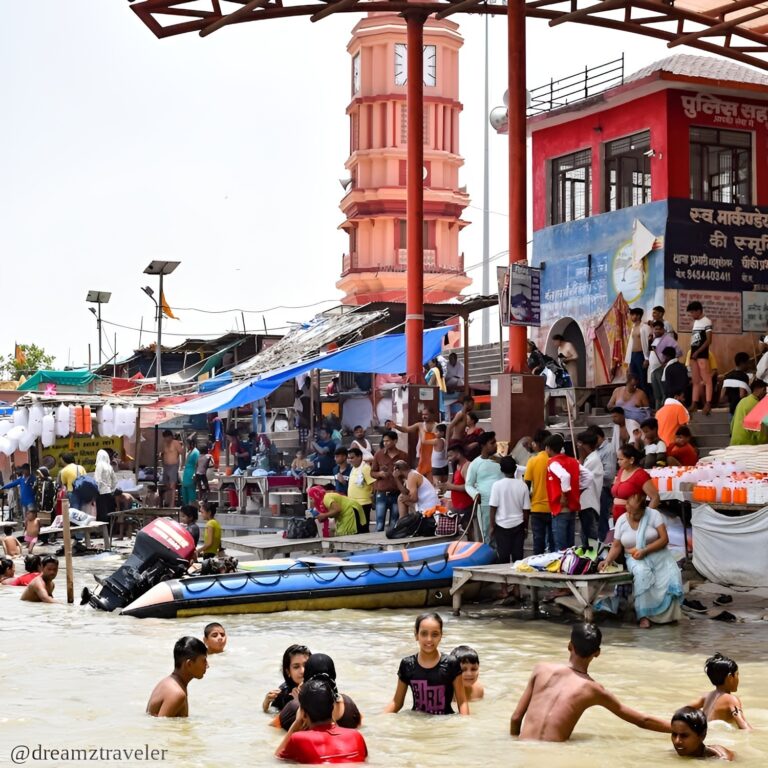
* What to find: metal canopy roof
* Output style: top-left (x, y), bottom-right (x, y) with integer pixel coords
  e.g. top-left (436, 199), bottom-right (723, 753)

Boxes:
top-left (129, 0), bottom-right (768, 71)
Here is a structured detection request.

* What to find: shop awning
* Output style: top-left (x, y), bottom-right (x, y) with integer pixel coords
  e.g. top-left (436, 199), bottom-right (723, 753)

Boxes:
top-left (171, 326), bottom-right (451, 415)
top-left (17, 370), bottom-right (98, 391)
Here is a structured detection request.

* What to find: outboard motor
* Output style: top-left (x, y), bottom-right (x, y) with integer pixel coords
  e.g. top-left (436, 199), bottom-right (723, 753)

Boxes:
top-left (82, 518), bottom-right (195, 611)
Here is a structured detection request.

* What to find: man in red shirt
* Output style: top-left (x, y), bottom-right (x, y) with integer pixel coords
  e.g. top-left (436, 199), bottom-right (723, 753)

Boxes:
top-left (545, 435), bottom-right (593, 551)
top-left (276, 678), bottom-right (367, 764)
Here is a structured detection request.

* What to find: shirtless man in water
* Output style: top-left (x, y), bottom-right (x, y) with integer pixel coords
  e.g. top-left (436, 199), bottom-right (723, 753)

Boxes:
top-left (146, 637), bottom-right (208, 718)
top-left (20, 556), bottom-right (58, 603)
top-left (510, 623), bottom-right (672, 741)
top-left (160, 430), bottom-right (183, 507)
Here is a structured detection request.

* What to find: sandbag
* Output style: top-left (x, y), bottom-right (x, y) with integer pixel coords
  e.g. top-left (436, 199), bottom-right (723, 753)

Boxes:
top-left (13, 407), bottom-right (28, 429)
top-left (18, 428), bottom-right (36, 453)
top-left (0, 437), bottom-right (12, 456)
top-left (0, 420), bottom-right (11, 437)
top-left (100, 404), bottom-right (114, 437)
top-left (691, 504), bottom-right (768, 587)
top-left (28, 405), bottom-right (44, 438)
top-left (41, 413), bottom-right (56, 447)
top-left (55, 404), bottom-right (70, 437)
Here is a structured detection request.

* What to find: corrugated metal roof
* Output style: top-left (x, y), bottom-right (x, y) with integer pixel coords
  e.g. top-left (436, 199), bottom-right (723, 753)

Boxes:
top-left (625, 53), bottom-right (768, 87)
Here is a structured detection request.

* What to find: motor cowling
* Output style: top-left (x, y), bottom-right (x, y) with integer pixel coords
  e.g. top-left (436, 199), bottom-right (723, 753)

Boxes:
top-left (82, 518), bottom-right (195, 611)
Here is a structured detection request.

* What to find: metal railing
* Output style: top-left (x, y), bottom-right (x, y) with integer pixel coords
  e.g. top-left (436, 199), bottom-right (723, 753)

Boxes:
top-left (527, 54), bottom-right (624, 116)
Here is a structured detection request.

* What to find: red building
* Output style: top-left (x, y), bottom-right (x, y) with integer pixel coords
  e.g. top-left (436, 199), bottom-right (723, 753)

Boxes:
top-left (521, 54), bottom-right (768, 386)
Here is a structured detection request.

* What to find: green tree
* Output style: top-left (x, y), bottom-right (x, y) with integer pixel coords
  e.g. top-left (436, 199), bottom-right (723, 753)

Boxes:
top-left (0, 344), bottom-right (56, 379)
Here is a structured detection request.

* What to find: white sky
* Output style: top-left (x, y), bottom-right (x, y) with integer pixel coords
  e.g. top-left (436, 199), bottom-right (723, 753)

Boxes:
top-left (0, 2), bottom-right (704, 369)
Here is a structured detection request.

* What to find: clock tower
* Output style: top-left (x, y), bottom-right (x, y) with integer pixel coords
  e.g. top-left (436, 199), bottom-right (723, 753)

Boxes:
top-left (337, 13), bottom-right (471, 305)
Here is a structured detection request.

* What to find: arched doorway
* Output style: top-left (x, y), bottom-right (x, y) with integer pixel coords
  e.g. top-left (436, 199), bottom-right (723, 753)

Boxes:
top-left (546, 318), bottom-right (587, 387)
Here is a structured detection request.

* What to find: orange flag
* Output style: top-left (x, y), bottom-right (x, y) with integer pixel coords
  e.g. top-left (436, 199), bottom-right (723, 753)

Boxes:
top-left (160, 292), bottom-right (178, 320)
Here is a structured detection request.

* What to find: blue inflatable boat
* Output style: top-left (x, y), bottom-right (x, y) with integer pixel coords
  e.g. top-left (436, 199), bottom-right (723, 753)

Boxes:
top-left (121, 540), bottom-right (496, 618)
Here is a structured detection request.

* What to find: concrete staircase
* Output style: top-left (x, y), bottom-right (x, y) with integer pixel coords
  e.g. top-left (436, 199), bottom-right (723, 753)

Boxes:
top-left (689, 408), bottom-right (731, 458)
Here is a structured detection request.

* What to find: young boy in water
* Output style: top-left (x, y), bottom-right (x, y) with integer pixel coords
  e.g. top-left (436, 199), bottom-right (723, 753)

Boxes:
top-left (203, 622), bottom-right (227, 654)
top-left (688, 653), bottom-right (751, 730)
top-left (509, 623), bottom-right (672, 741)
top-left (671, 707), bottom-right (734, 761)
top-left (452, 645), bottom-right (484, 701)
top-left (146, 636), bottom-right (208, 718)
top-left (23, 508), bottom-right (40, 553)
top-left (20, 555), bottom-right (58, 603)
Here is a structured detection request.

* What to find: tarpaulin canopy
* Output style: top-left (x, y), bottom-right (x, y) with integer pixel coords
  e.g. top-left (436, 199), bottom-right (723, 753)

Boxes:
top-left (171, 326), bottom-right (450, 415)
top-left (17, 370), bottom-right (97, 391)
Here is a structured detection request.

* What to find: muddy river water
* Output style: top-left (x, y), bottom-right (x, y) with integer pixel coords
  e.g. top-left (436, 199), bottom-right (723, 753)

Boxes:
top-left (1, 554), bottom-right (766, 767)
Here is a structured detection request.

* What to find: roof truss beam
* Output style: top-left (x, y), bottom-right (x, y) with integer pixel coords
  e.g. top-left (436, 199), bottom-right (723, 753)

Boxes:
top-left (669, 5), bottom-right (768, 47)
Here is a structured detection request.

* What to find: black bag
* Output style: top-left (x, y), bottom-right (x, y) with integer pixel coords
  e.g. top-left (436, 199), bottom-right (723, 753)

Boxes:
top-left (284, 518), bottom-right (318, 540)
top-left (386, 513), bottom-right (423, 539)
top-left (385, 512), bottom-right (436, 539)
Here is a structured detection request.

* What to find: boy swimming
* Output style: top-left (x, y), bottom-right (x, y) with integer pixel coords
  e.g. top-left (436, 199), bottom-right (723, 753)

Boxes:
top-left (671, 707), bottom-right (734, 760)
top-left (452, 645), bottom-right (484, 701)
top-left (146, 636), bottom-right (208, 718)
top-left (689, 653), bottom-right (751, 730)
top-left (20, 556), bottom-right (58, 603)
top-left (510, 623), bottom-right (671, 741)
top-left (203, 622), bottom-right (227, 654)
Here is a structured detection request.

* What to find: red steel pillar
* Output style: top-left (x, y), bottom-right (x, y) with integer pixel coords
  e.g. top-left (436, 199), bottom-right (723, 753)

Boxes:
top-left (507, 0), bottom-right (527, 372)
top-left (405, 11), bottom-right (428, 384)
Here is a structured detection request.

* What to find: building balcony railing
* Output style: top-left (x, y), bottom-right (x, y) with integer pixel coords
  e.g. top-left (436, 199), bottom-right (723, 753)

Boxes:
top-left (340, 251), bottom-right (467, 277)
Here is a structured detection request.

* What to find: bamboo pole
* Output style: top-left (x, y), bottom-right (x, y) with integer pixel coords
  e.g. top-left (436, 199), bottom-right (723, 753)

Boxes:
top-left (61, 496), bottom-right (74, 604)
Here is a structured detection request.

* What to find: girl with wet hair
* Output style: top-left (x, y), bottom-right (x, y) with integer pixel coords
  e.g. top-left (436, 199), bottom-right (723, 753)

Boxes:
top-left (263, 644), bottom-right (311, 713)
top-left (278, 652), bottom-right (362, 731)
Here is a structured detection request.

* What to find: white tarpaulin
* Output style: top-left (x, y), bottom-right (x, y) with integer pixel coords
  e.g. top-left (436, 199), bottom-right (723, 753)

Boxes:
top-left (692, 504), bottom-right (768, 587)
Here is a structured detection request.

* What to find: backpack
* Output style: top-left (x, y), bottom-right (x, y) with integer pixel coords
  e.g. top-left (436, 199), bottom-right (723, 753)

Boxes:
top-left (559, 549), bottom-right (596, 575)
top-left (72, 471), bottom-right (99, 504)
top-left (283, 518), bottom-right (319, 540)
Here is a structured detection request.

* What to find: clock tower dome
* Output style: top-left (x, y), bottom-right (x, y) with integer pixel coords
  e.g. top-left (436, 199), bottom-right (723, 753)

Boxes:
top-left (337, 13), bottom-right (471, 305)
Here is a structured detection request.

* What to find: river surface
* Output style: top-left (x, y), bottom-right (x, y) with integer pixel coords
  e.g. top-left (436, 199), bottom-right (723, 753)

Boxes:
top-left (1, 553), bottom-right (767, 767)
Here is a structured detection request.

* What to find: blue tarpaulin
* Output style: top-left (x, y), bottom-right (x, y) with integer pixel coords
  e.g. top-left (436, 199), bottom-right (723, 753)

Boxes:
top-left (172, 326), bottom-right (450, 415)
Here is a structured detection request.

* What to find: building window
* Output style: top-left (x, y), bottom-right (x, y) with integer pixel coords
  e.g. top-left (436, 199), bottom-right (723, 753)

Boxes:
top-left (397, 219), bottom-right (433, 249)
top-left (550, 149), bottom-right (591, 224)
top-left (605, 130), bottom-right (651, 211)
top-left (689, 126), bottom-right (752, 204)
top-left (399, 105), bottom-right (430, 145)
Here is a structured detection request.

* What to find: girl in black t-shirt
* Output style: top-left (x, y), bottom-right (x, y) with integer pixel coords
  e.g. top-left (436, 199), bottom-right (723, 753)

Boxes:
top-left (385, 612), bottom-right (468, 716)
top-left (263, 644), bottom-right (311, 713)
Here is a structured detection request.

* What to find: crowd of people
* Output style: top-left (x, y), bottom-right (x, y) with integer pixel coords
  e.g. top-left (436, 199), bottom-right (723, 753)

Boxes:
top-left (143, 618), bottom-right (746, 762)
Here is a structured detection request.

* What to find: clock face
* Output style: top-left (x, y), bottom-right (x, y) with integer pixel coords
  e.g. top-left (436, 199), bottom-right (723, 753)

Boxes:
top-left (393, 43), bottom-right (437, 86)
top-left (423, 44), bottom-right (436, 87)
top-left (352, 52), bottom-right (360, 94)
top-left (394, 43), bottom-right (407, 86)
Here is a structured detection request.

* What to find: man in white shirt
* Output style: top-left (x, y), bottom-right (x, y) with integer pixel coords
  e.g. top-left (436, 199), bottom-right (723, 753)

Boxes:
top-left (610, 407), bottom-right (641, 453)
top-left (640, 418), bottom-right (667, 468)
top-left (589, 425), bottom-right (616, 542)
top-left (349, 425), bottom-right (374, 462)
top-left (489, 455), bottom-right (530, 600)
top-left (687, 300), bottom-right (714, 415)
top-left (576, 432), bottom-right (604, 548)
top-left (445, 352), bottom-right (465, 393)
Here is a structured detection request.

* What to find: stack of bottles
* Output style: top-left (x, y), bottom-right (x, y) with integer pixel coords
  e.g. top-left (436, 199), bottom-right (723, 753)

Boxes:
top-left (650, 463), bottom-right (768, 505)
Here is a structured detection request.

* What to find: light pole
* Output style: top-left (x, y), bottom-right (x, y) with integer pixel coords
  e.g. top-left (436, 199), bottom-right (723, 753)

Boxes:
top-left (86, 290), bottom-right (111, 368)
top-left (142, 260), bottom-right (180, 389)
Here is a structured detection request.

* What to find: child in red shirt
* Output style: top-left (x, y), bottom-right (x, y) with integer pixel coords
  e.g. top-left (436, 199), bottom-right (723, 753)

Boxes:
top-left (276, 678), bottom-right (367, 764)
top-left (667, 426), bottom-right (699, 467)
